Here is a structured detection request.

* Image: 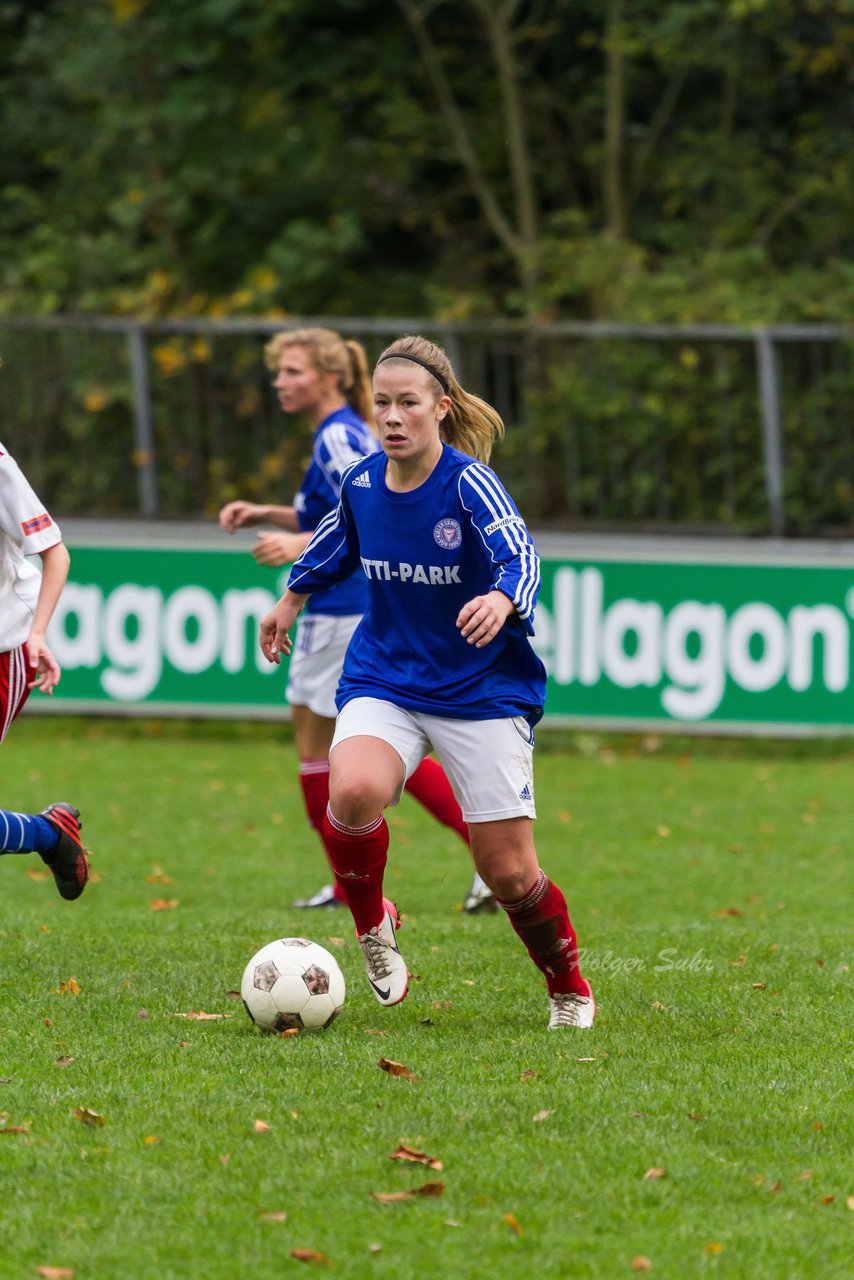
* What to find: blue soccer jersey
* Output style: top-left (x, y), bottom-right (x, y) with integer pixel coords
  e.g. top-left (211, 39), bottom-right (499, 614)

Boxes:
top-left (293, 405), bottom-right (378, 617)
top-left (288, 443), bottom-right (547, 722)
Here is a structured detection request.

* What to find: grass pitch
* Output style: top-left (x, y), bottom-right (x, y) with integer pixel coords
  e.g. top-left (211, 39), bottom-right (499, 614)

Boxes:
top-left (1, 719), bottom-right (852, 1279)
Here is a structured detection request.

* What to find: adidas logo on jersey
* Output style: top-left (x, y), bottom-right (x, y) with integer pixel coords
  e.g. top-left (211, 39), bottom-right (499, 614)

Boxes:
top-left (351, 471), bottom-right (371, 488)
top-left (519, 783), bottom-right (532, 801)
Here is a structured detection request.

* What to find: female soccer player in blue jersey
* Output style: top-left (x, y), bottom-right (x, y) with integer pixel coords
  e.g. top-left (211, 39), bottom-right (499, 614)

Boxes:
top-left (219, 328), bottom-right (493, 914)
top-left (259, 335), bottom-right (595, 1030)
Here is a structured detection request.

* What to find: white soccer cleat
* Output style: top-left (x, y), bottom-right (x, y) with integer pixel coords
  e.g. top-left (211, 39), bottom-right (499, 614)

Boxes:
top-left (292, 883), bottom-right (343, 909)
top-left (462, 871), bottom-right (497, 914)
top-left (358, 898), bottom-right (409, 1007)
top-left (548, 982), bottom-right (596, 1030)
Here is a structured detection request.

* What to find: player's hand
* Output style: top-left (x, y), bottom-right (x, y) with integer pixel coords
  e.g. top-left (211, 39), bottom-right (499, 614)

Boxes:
top-left (26, 634), bottom-right (61, 695)
top-left (456, 590), bottom-right (516, 648)
top-left (219, 500), bottom-right (265, 533)
top-left (252, 531), bottom-right (304, 567)
top-left (259, 593), bottom-right (306, 664)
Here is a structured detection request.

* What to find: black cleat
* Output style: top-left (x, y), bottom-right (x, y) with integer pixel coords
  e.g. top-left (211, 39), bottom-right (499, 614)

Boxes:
top-left (39, 803), bottom-right (90, 901)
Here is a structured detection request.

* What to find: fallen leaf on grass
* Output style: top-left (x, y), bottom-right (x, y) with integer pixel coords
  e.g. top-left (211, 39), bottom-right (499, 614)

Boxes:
top-left (55, 979), bottom-right (81, 996)
top-left (171, 1011), bottom-right (231, 1021)
top-left (253, 1120), bottom-right (272, 1133)
top-left (519, 1069), bottom-right (538, 1081)
top-left (149, 899), bottom-right (179, 911)
top-left (146, 867), bottom-right (173, 884)
top-left (378, 1057), bottom-right (417, 1080)
top-left (290, 1250), bottom-right (327, 1263)
top-left (687, 1113), bottom-right (705, 1122)
top-left (718, 907), bottom-right (743, 918)
top-left (704, 1243), bottom-right (723, 1256)
top-left (846, 1195), bottom-right (854, 1211)
top-left (279, 1028), bottom-right (300, 1038)
top-left (364, 1028), bottom-right (387, 1038)
top-left (72, 1107), bottom-right (104, 1127)
top-left (55, 1057), bottom-right (75, 1069)
top-left (0, 1125), bottom-right (29, 1135)
top-left (256, 1211), bottom-right (287, 1222)
top-left (503, 1213), bottom-right (523, 1237)
top-left (325, 936), bottom-right (345, 947)
top-left (143, 1135), bottom-right (159, 1145)
top-left (729, 955), bottom-right (747, 968)
top-left (36, 1269), bottom-right (75, 1279)
top-left (532, 1110), bottom-right (554, 1123)
top-left (225, 990), bottom-right (241, 1000)
top-left (632, 1258), bottom-right (653, 1273)
top-left (368, 1242), bottom-right (382, 1254)
top-left (389, 1144), bottom-right (443, 1171)
top-left (370, 1181), bottom-right (444, 1204)
top-left (577, 1057), bottom-right (597, 1063)
top-left (219, 1153), bottom-right (231, 1167)
top-left (643, 1167), bottom-right (666, 1181)
top-left (796, 1170), bottom-right (813, 1181)
top-left (752, 982), bottom-right (767, 990)
top-left (816, 1196), bottom-right (835, 1206)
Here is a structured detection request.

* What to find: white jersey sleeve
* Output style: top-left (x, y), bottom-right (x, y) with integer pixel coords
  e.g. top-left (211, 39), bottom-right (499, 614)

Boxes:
top-left (0, 442), bottom-right (63, 651)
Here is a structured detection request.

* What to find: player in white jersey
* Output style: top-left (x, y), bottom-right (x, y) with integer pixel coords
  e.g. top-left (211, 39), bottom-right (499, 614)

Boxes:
top-left (0, 442), bottom-right (90, 899)
top-left (219, 327), bottom-right (494, 915)
top-left (260, 336), bottom-right (595, 1030)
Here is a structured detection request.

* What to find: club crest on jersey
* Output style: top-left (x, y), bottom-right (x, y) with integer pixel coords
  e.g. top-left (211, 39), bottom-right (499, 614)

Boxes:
top-left (433, 517), bottom-right (462, 550)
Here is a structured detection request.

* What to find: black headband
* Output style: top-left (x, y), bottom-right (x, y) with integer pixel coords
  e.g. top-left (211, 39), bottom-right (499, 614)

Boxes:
top-left (376, 351), bottom-right (450, 394)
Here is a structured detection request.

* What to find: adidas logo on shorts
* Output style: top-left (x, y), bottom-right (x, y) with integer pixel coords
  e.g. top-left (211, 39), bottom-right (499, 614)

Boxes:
top-left (351, 472), bottom-right (371, 488)
top-left (519, 783), bottom-right (532, 801)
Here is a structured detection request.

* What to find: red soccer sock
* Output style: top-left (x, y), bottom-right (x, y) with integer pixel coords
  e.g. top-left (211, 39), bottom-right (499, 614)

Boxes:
top-left (321, 806), bottom-right (389, 935)
top-left (497, 870), bottom-right (588, 997)
top-left (299, 760), bottom-right (347, 903)
top-left (404, 757), bottom-right (470, 846)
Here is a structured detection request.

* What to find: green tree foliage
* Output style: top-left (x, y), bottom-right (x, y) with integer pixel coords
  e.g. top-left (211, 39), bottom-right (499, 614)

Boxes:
top-left (0, 0), bottom-right (851, 322)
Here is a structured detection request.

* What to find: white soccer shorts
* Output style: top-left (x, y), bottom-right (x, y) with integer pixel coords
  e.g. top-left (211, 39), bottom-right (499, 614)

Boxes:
top-left (331, 696), bottom-right (536, 823)
top-left (285, 613), bottom-right (362, 720)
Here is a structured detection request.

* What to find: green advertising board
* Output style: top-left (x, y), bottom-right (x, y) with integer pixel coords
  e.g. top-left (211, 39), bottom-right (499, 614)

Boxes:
top-left (39, 543), bottom-right (854, 735)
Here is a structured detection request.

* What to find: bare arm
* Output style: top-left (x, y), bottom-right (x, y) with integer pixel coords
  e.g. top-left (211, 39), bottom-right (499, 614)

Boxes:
top-left (27, 540), bottom-right (70, 694)
top-left (219, 500), bottom-right (300, 533)
top-left (252, 530), bottom-right (314, 567)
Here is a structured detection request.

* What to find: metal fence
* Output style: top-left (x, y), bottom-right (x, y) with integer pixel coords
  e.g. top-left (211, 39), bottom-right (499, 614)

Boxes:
top-left (1, 315), bottom-right (851, 535)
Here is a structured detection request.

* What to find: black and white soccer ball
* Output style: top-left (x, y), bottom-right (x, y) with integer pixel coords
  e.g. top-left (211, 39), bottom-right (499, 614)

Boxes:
top-left (241, 937), bottom-right (345, 1032)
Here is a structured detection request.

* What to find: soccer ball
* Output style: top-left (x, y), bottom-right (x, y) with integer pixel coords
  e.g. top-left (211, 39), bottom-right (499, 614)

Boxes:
top-left (240, 937), bottom-right (345, 1033)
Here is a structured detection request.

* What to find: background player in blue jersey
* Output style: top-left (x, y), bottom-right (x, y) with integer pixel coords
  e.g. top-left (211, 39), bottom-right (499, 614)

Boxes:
top-left (219, 327), bottom-right (493, 914)
top-left (259, 335), bottom-right (595, 1030)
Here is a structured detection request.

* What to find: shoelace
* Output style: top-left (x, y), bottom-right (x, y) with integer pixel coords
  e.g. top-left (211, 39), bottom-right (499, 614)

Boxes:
top-left (550, 993), bottom-right (591, 1027)
top-left (360, 929), bottom-right (393, 980)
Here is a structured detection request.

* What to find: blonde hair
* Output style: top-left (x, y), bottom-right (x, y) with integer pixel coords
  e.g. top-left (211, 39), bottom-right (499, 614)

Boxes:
top-left (376, 335), bottom-right (504, 464)
top-left (264, 327), bottom-right (373, 426)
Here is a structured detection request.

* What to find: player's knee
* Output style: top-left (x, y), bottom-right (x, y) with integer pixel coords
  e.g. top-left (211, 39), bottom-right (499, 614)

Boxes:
top-left (329, 773), bottom-right (387, 827)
